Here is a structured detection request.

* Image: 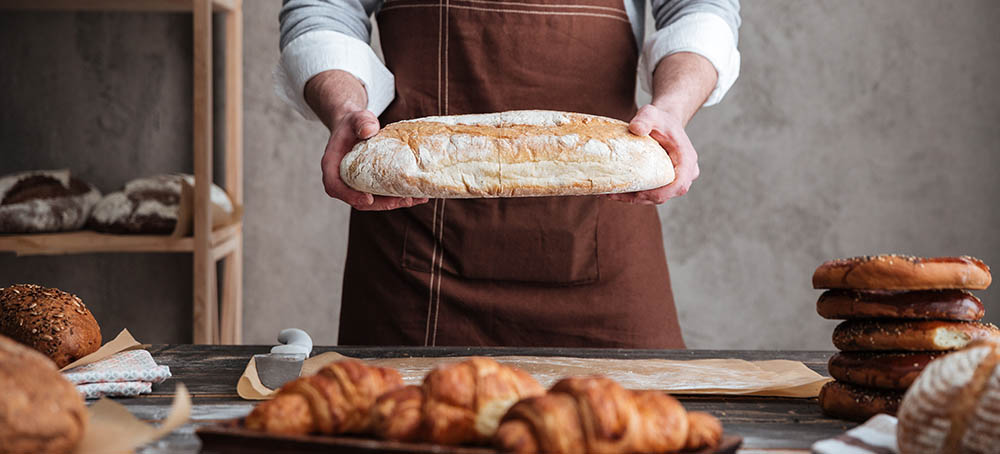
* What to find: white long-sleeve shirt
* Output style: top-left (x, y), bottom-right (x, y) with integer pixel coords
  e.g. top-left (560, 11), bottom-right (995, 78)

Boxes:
top-left (276, 0), bottom-right (741, 121)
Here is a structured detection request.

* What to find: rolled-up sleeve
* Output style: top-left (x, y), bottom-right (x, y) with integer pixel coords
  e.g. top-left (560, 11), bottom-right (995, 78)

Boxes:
top-left (640, 0), bottom-right (741, 106)
top-left (276, 0), bottom-right (395, 120)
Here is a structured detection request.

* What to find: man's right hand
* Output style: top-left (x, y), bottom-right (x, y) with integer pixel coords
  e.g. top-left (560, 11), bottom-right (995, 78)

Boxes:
top-left (307, 69), bottom-right (428, 211)
top-left (320, 110), bottom-right (428, 210)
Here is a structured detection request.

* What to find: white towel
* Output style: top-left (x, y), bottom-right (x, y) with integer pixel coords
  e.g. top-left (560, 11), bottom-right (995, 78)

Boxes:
top-left (812, 414), bottom-right (899, 454)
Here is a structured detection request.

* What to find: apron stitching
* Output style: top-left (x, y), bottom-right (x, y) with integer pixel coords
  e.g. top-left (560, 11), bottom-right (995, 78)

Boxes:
top-left (453, 0), bottom-right (625, 13)
top-left (380, 4), bottom-right (630, 23)
top-left (431, 199), bottom-right (447, 346)
top-left (444, 0), bottom-right (449, 116)
top-left (437, 0), bottom-right (444, 116)
top-left (423, 198), bottom-right (440, 346)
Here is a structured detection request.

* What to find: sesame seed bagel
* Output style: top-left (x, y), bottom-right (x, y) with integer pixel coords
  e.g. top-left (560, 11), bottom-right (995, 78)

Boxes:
top-left (816, 289), bottom-right (984, 321)
top-left (818, 381), bottom-right (903, 421)
top-left (827, 351), bottom-right (944, 391)
top-left (832, 319), bottom-right (1000, 352)
top-left (812, 255), bottom-right (991, 290)
top-left (0, 284), bottom-right (101, 368)
top-left (340, 110), bottom-right (675, 198)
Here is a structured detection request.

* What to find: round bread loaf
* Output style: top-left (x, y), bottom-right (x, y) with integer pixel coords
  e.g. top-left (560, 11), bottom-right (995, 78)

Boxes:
top-left (0, 169), bottom-right (101, 233)
top-left (897, 340), bottom-right (1000, 454)
top-left (818, 381), bottom-right (902, 422)
top-left (812, 255), bottom-right (991, 290)
top-left (0, 284), bottom-right (101, 368)
top-left (89, 174), bottom-right (236, 234)
top-left (828, 352), bottom-right (944, 391)
top-left (0, 334), bottom-right (88, 454)
top-left (340, 110), bottom-right (675, 198)
top-left (816, 289), bottom-right (984, 321)
top-left (832, 320), bottom-right (1000, 352)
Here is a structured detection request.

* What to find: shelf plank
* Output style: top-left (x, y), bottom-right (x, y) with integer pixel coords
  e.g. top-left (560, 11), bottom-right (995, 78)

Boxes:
top-left (0, 222), bottom-right (240, 256)
top-left (0, 0), bottom-right (236, 12)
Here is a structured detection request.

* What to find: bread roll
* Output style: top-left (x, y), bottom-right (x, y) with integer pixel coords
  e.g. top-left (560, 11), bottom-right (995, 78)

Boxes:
top-left (0, 284), bottom-right (101, 368)
top-left (812, 255), bottom-right (991, 290)
top-left (828, 352), bottom-right (943, 391)
top-left (896, 340), bottom-right (1000, 453)
top-left (0, 334), bottom-right (88, 454)
top-left (817, 289), bottom-right (984, 321)
top-left (340, 110), bottom-right (675, 198)
top-left (832, 320), bottom-right (1000, 352)
top-left (818, 381), bottom-right (902, 422)
top-left (0, 169), bottom-right (101, 233)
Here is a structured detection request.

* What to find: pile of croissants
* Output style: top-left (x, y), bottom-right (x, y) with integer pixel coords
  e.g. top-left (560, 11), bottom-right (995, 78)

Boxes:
top-left (244, 357), bottom-right (723, 453)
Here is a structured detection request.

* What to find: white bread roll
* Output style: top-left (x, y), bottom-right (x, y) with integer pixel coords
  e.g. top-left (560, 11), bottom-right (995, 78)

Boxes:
top-left (340, 110), bottom-right (675, 198)
top-left (897, 340), bottom-right (1000, 453)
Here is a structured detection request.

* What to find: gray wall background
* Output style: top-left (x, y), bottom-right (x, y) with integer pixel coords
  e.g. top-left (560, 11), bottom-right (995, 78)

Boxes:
top-left (1, 1), bottom-right (997, 349)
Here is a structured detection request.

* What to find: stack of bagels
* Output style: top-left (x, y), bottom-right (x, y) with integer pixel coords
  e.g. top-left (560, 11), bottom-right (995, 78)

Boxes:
top-left (812, 254), bottom-right (997, 421)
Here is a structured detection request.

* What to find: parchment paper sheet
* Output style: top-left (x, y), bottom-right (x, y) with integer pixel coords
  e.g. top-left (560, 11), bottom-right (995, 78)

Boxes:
top-left (60, 329), bottom-right (145, 372)
top-left (75, 383), bottom-right (191, 454)
top-left (238, 352), bottom-right (831, 400)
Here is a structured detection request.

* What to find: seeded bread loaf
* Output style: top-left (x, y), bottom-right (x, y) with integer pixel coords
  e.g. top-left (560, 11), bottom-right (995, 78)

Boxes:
top-left (0, 334), bottom-right (88, 454)
top-left (0, 284), bottom-right (101, 368)
top-left (341, 110), bottom-right (675, 198)
top-left (0, 169), bottom-right (101, 233)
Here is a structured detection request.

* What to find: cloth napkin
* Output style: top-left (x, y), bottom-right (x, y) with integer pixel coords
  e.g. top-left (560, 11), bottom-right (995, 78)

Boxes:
top-left (63, 349), bottom-right (171, 399)
top-left (812, 414), bottom-right (899, 454)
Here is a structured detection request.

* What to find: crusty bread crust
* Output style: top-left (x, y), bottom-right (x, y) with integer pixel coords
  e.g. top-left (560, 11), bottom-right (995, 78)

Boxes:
top-left (0, 334), bottom-right (87, 454)
top-left (812, 255), bottom-right (991, 290)
top-left (832, 319), bottom-right (1000, 352)
top-left (828, 351), bottom-right (943, 391)
top-left (0, 284), bottom-right (101, 368)
top-left (816, 289), bottom-right (984, 321)
top-left (818, 381), bottom-right (902, 421)
top-left (341, 110), bottom-right (675, 198)
top-left (897, 341), bottom-right (1000, 454)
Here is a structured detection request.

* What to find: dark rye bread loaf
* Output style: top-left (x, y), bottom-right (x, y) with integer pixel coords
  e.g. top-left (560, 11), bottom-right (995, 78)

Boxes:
top-left (89, 174), bottom-right (237, 235)
top-left (812, 255), bottom-right (991, 290)
top-left (0, 170), bottom-right (101, 233)
top-left (0, 334), bottom-right (88, 454)
top-left (816, 289), bottom-right (985, 321)
top-left (0, 284), bottom-right (101, 368)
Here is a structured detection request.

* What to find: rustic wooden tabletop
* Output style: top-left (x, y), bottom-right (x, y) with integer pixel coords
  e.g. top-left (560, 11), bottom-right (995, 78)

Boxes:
top-left (121, 346), bottom-right (853, 453)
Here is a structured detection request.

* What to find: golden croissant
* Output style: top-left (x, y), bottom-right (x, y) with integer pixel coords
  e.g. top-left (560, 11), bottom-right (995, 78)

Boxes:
top-left (495, 376), bottom-right (723, 453)
top-left (370, 357), bottom-right (545, 445)
top-left (244, 359), bottom-right (403, 435)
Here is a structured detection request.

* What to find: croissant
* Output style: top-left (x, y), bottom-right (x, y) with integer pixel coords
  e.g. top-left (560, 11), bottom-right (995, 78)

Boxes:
top-left (370, 357), bottom-right (545, 445)
top-left (495, 377), bottom-right (723, 453)
top-left (244, 359), bottom-right (403, 436)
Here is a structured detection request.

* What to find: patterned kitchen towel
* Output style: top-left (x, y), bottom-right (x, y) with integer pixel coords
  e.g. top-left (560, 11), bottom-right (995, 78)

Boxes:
top-left (63, 349), bottom-right (170, 399)
top-left (811, 413), bottom-right (899, 454)
top-left (76, 381), bottom-right (152, 399)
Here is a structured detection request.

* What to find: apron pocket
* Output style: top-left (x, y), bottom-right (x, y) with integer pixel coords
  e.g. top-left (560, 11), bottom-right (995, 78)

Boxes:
top-left (402, 198), bottom-right (600, 286)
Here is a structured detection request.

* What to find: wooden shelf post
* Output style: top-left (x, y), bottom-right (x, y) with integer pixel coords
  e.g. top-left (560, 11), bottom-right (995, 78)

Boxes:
top-left (220, 0), bottom-right (243, 344)
top-left (193, 0), bottom-right (217, 344)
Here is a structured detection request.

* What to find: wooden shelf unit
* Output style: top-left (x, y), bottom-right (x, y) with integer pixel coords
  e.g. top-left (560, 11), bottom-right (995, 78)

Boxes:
top-left (0, 0), bottom-right (244, 345)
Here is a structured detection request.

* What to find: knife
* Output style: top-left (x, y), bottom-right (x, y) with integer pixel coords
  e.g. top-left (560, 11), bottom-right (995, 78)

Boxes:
top-left (254, 328), bottom-right (313, 390)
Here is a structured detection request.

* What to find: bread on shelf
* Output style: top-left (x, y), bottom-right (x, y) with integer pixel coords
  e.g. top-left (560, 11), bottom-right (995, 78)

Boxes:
top-left (0, 169), bottom-right (101, 234)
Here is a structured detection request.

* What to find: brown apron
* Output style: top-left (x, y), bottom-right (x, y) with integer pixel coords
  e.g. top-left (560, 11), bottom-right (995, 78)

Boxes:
top-left (338, 0), bottom-right (685, 348)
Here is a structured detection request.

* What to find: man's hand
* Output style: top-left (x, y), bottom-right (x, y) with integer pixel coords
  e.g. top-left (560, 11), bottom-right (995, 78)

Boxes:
top-left (319, 110), bottom-right (428, 210)
top-left (607, 52), bottom-right (718, 205)
top-left (307, 69), bottom-right (428, 211)
top-left (608, 105), bottom-right (700, 204)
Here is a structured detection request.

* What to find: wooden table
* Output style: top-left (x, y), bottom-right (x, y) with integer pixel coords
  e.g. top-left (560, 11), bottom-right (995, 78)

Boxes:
top-left (125, 346), bottom-right (853, 454)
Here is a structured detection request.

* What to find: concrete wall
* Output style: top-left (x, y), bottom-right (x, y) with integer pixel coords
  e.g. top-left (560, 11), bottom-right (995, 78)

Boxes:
top-left (1, 1), bottom-right (997, 349)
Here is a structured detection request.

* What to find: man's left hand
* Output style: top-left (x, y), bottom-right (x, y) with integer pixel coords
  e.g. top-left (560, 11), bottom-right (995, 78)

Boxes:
top-left (607, 105), bottom-right (700, 205)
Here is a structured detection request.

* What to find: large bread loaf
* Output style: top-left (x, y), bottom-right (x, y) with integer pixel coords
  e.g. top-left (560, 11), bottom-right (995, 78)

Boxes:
top-left (897, 340), bottom-right (1000, 453)
top-left (341, 110), bottom-right (675, 198)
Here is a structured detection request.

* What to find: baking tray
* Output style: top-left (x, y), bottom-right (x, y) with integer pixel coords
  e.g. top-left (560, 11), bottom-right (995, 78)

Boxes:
top-left (197, 420), bottom-right (742, 454)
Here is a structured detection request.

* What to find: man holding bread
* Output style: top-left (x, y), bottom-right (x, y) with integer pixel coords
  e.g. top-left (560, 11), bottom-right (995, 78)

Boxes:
top-left (277, 0), bottom-right (741, 347)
